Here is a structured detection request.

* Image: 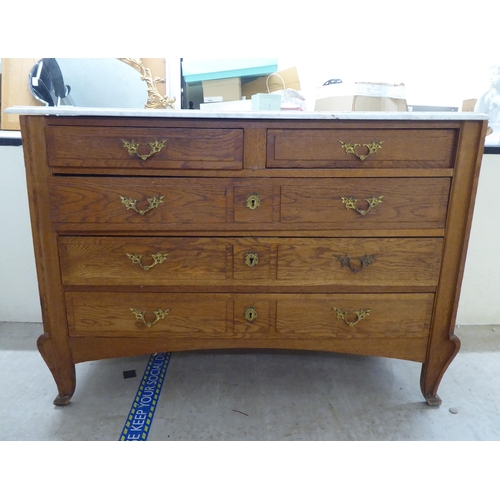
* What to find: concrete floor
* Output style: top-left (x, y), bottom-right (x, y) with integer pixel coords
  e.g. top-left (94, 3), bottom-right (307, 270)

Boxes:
top-left (1, 321), bottom-right (499, 441)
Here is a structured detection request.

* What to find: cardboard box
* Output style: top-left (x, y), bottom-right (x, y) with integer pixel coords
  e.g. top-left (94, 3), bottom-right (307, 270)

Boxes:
top-left (314, 82), bottom-right (407, 112)
top-left (182, 58), bottom-right (278, 83)
top-left (202, 77), bottom-right (241, 103)
top-left (315, 95), bottom-right (407, 112)
top-left (251, 93), bottom-right (281, 111)
top-left (462, 99), bottom-right (477, 112)
top-left (200, 100), bottom-right (252, 111)
top-left (242, 67), bottom-right (300, 99)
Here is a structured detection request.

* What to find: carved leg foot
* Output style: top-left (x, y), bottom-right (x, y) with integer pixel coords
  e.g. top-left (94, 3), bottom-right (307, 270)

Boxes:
top-left (53, 395), bottom-right (73, 406)
top-left (38, 333), bottom-right (76, 406)
top-left (420, 333), bottom-right (460, 407)
top-left (424, 393), bottom-right (442, 407)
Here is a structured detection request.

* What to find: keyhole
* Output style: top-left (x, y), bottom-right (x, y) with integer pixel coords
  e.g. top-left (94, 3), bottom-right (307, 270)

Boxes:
top-left (246, 193), bottom-right (260, 210)
top-left (244, 306), bottom-right (258, 322)
top-left (245, 252), bottom-right (259, 267)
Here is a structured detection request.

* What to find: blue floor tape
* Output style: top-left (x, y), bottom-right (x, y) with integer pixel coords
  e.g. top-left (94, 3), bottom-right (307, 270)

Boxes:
top-left (119, 352), bottom-right (171, 441)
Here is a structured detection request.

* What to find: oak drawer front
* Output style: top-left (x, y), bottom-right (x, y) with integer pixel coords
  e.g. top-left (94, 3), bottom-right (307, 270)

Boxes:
top-left (276, 293), bottom-right (433, 339)
top-left (59, 236), bottom-right (442, 287)
top-left (46, 126), bottom-right (243, 169)
top-left (50, 177), bottom-right (227, 225)
top-left (267, 128), bottom-right (456, 168)
top-left (66, 292), bottom-right (433, 341)
top-left (49, 177), bottom-right (450, 228)
top-left (59, 237), bottom-right (230, 285)
top-left (281, 178), bottom-right (451, 229)
top-left (277, 238), bottom-right (443, 286)
top-left (66, 292), bottom-right (231, 337)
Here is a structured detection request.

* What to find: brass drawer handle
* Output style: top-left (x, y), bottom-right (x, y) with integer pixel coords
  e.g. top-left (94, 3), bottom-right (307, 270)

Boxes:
top-left (335, 254), bottom-right (375, 273)
top-left (130, 308), bottom-right (169, 327)
top-left (339, 140), bottom-right (384, 161)
top-left (120, 195), bottom-right (165, 215)
top-left (244, 306), bottom-right (258, 322)
top-left (126, 253), bottom-right (169, 271)
top-left (244, 251), bottom-right (259, 267)
top-left (246, 193), bottom-right (260, 210)
top-left (122, 139), bottom-right (167, 160)
top-left (341, 196), bottom-right (383, 216)
top-left (332, 307), bottom-right (370, 327)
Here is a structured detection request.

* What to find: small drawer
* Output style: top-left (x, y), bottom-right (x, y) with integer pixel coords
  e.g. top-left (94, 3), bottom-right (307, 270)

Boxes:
top-left (280, 177), bottom-right (451, 229)
top-left (46, 125), bottom-right (243, 169)
top-left (66, 292), bottom-right (231, 337)
top-left (276, 293), bottom-right (434, 339)
top-left (59, 237), bottom-right (229, 286)
top-left (267, 128), bottom-right (456, 168)
top-left (50, 177), bottom-right (228, 226)
top-left (277, 237), bottom-right (443, 287)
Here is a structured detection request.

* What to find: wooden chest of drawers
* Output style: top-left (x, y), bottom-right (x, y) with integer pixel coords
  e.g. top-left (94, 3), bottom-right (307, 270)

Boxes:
top-left (18, 110), bottom-right (487, 406)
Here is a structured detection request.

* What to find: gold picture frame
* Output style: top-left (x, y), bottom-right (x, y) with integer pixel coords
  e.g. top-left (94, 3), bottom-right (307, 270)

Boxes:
top-left (1, 57), bottom-right (176, 130)
top-left (118, 58), bottom-right (176, 109)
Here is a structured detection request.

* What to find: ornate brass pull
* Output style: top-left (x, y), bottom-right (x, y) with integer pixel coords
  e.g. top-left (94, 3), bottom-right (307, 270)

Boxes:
top-left (335, 254), bottom-right (375, 273)
top-left (339, 140), bottom-right (384, 161)
top-left (244, 306), bottom-right (258, 322)
top-left (341, 196), bottom-right (383, 216)
top-left (332, 307), bottom-right (371, 327)
top-left (244, 251), bottom-right (259, 267)
top-left (126, 253), bottom-right (169, 271)
top-left (122, 139), bottom-right (167, 160)
top-left (130, 308), bottom-right (169, 327)
top-left (246, 193), bottom-right (260, 210)
top-left (120, 195), bottom-right (165, 216)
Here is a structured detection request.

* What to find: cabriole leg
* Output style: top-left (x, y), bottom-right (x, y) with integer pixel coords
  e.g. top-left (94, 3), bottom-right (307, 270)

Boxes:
top-left (37, 333), bottom-right (76, 406)
top-left (420, 334), bottom-right (460, 407)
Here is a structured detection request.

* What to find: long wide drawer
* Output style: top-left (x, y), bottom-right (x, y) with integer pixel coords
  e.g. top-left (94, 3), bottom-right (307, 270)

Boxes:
top-left (267, 128), bottom-right (456, 168)
top-left (59, 236), bottom-right (443, 287)
top-left (66, 292), bottom-right (434, 341)
top-left (46, 125), bottom-right (244, 169)
top-left (50, 177), bottom-right (451, 230)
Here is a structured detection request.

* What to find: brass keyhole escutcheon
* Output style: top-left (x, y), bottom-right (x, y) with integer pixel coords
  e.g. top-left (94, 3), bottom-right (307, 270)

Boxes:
top-left (244, 306), bottom-right (258, 322)
top-left (244, 251), bottom-right (259, 267)
top-left (246, 193), bottom-right (260, 210)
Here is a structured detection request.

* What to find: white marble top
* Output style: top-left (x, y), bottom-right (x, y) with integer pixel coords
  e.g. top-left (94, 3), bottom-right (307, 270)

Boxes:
top-left (5, 106), bottom-right (488, 121)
